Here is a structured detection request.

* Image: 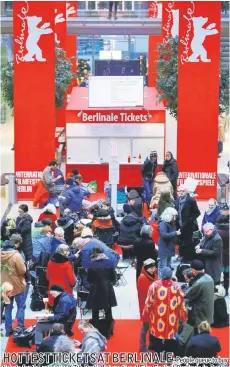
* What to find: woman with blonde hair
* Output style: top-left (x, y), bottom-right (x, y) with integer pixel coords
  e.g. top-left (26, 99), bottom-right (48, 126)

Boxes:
top-left (75, 319), bottom-right (106, 355)
top-left (46, 244), bottom-right (76, 307)
top-left (150, 172), bottom-right (173, 209)
top-left (185, 321), bottom-right (221, 358)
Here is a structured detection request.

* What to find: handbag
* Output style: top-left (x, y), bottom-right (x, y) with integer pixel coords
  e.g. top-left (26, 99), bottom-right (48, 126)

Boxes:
top-left (177, 323), bottom-right (194, 346)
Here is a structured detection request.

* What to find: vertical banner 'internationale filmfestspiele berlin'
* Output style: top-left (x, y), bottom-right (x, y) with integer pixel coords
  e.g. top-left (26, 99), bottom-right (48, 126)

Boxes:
top-left (162, 1), bottom-right (220, 199)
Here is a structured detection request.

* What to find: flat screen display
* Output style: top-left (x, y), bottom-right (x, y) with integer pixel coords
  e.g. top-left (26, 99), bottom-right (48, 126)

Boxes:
top-left (95, 60), bottom-right (140, 76)
top-left (88, 76), bottom-right (144, 108)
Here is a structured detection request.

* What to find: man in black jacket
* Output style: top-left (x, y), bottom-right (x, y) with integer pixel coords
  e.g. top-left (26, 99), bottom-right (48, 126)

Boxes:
top-left (35, 284), bottom-right (77, 347)
top-left (141, 151), bottom-right (158, 205)
top-left (174, 185), bottom-right (200, 261)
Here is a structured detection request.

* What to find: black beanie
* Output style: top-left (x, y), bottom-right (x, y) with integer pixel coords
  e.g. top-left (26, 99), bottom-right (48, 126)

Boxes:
top-left (50, 284), bottom-right (64, 292)
top-left (191, 260), bottom-right (205, 271)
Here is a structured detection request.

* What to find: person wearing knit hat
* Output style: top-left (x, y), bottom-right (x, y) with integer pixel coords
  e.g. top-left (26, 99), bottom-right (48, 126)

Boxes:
top-left (35, 284), bottom-right (77, 346)
top-left (162, 151), bottom-right (179, 199)
top-left (141, 150), bottom-right (158, 205)
top-left (143, 265), bottom-right (187, 353)
top-left (137, 258), bottom-right (158, 352)
top-left (191, 260), bottom-right (205, 271)
top-left (185, 262), bottom-right (215, 329)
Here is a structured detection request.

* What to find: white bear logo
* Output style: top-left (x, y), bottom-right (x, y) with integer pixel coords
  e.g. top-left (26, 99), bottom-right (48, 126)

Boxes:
top-left (23, 16), bottom-right (53, 62)
top-left (189, 17), bottom-right (218, 62)
top-left (171, 9), bottom-right (179, 38)
top-left (55, 9), bottom-right (65, 44)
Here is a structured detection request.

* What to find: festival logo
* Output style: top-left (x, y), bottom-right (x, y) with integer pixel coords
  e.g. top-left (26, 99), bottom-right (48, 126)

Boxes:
top-left (162, 2), bottom-right (179, 44)
top-left (149, 1), bottom-right (159, 18)
top-left (180, 1), bottom-right (219, 64)
top-left (15, 1), bottom-right (53, 64)
top-left (54, 3), bottom-right (77, 44)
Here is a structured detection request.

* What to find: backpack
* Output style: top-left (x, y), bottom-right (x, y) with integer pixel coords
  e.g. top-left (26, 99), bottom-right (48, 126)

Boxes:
top-left (13, 326), bottom-right (35, 348)
top-left (30, 291), bottom-right (44, 311)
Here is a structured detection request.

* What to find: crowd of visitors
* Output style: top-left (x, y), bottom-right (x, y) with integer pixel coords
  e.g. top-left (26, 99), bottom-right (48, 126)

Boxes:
top-left (0, 155), bottom-right (229, 362)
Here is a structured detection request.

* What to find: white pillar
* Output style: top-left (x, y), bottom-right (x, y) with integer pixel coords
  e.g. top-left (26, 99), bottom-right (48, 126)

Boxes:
top-left (165, 110), bottom-right (178, 158)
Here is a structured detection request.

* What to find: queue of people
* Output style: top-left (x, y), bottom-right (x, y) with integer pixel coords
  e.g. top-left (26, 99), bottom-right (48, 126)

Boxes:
top-left (0, 157), bottom-right (229, 361)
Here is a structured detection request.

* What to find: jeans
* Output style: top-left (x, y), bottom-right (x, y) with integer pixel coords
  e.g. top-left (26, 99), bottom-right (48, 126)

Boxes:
top-left (5, 292), bottom-right (25, 332)
top-left (35, 321), bottom-right (54, 346)
top-left (143, 178), bottom-right (153, 204)
top-left (158, 255), bottom-right (172, 278)
top-left (140, 322), bottom-right (149, 352)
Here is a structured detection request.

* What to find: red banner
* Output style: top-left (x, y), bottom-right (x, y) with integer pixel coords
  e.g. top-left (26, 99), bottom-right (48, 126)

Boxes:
top-left (14, 1), bottom-right (56, 200)
top-left (148, 1), bottom-right (159, 18)
top-left (177, 1), bottom-right (221, 199)
top-left (162, 1), bottom-right (179, 44)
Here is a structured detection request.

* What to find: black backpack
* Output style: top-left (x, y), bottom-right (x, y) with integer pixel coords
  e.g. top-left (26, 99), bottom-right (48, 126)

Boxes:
top-left (176, 263), bottom-right (191, 283)
top-left (30, 291), bottom-right (44, 311)
top-left (13, 326), bottom-right (35, 348)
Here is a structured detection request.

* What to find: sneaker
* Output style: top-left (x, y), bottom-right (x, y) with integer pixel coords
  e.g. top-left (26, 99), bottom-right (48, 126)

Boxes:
top-left (5, 329), bottom-right (13, 337)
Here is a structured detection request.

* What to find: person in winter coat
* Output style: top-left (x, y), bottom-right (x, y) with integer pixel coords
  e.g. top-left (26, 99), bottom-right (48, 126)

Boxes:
top-left (32, 220), bottom-right (53, 261)
top-left (158, 207), bottom-right (181, 278)
top-left (1, 216), bottom-right (17, 242)
top-left (59, 178), bottom-right (87, 214)
top-left (162, 152), bottom-right (179, 199)
top-left (118, 211), bottom-right (142, 259)
top-left (185, 260), bottom-right (214, 329)
top-left (143, 267), bottom-right (187, 354)
top-left (150, 172), bottom-right (174, 209)
top-left (50, 227), bottom-right (66, 254)
top-left (185, 321), bottom-right (221, 358)
top-left (126, 190), bottom-right (144, 218)
top-left (1, 240), bottom-right (26, 336)
top-left (10, 233), bottom-right (26, 262)
top-left (36, 323), bottom-right (66, 354)
top-left (16, 204), bottom-right (33, 261)
top-left (201, 199), bottom-right (220, 233)
top-left (38, 204), bottom-right (57, 232)
top-left (133, 225), bottom-right (157, 281)
top-left (215, 213), bottom-right (229, 295)
top-left (196, 222), bottom-right (223, 285)
top-left (174, 185), bottom-right (201, 262)
top-left (212, 284), bottom-right (229, 328)
top-left (46, 244), bottom-right (76, 306)
top-left (77, 320), bottom-right (106, 356)
top-left (35, 284), bottom-right (77, 345)
top-left (55, 217), bottom-right (75, 246)
top-left (92, 208), bottom-right (114, 232)
top-left (86, 246), bottom-right (117, 324)
top-left (141, 150), bottom-right (158, 204)
top-left (137, 259), bottom-right (158, 352)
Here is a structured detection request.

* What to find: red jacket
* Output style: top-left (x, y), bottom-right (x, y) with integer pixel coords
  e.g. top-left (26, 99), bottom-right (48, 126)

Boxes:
top-left (137, 267), bottom-right (158, 322)
top-left (143, 279), bottom-right (187, 339)
top-left (46, 253), bottom-right (76, 306)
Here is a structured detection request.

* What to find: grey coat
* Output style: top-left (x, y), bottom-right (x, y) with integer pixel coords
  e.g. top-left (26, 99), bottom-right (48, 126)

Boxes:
top-left (199, 230), bottom-right (223, 284)
top-left (158, 220), bottom-right (177, 257)
top-left (185, 273), bottom-right (214, 327)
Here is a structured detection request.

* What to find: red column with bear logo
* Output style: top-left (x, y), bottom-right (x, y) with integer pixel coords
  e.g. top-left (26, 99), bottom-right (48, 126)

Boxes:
top-left (177, 1), bottom-right (221, 199)
top-left (14, 2), bottom-right (56, 200)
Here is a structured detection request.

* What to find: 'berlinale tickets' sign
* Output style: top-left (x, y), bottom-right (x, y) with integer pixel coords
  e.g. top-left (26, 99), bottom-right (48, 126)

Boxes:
top-left (79, 111), bottom-right (149, 123)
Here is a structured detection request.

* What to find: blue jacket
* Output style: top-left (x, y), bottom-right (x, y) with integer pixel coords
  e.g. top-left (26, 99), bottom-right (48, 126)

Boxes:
top-left (32, 233), bottom-right (51, 260)
top-left (158, 220), bottom-right (177, 257)
top-left (50, 237), bottom-right (64, 254)
top-left (81, 238), bottom-right (120, 269)
top-left (118, 213), bottom-right (142, 245)
top-left (63, 185), bottom-right (85, 212)
top-left (48, 291), bottom-right (76, 324)
top-left (185, 331), bottom-right (221, 358)
top-left (201, 206), bottom-right (220, 232)
top-left (55, 168), bottom-right (65, 185)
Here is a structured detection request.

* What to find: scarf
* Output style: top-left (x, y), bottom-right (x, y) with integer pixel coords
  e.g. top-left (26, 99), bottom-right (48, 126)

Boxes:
top-left (205, 205), bottom-right (216, 216)
top-left (178, 195), bottom-right (187, 227)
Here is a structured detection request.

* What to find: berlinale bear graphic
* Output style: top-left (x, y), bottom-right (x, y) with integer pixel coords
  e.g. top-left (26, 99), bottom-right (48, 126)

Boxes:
top-left (189, 16), bottom-right (218, 62)
top-left (23, 16), bottom-right (53, 62)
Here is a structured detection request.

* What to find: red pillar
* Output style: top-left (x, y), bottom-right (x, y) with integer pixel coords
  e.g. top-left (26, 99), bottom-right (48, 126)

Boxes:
top-left (14, 2), bottom-right (56, 200)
